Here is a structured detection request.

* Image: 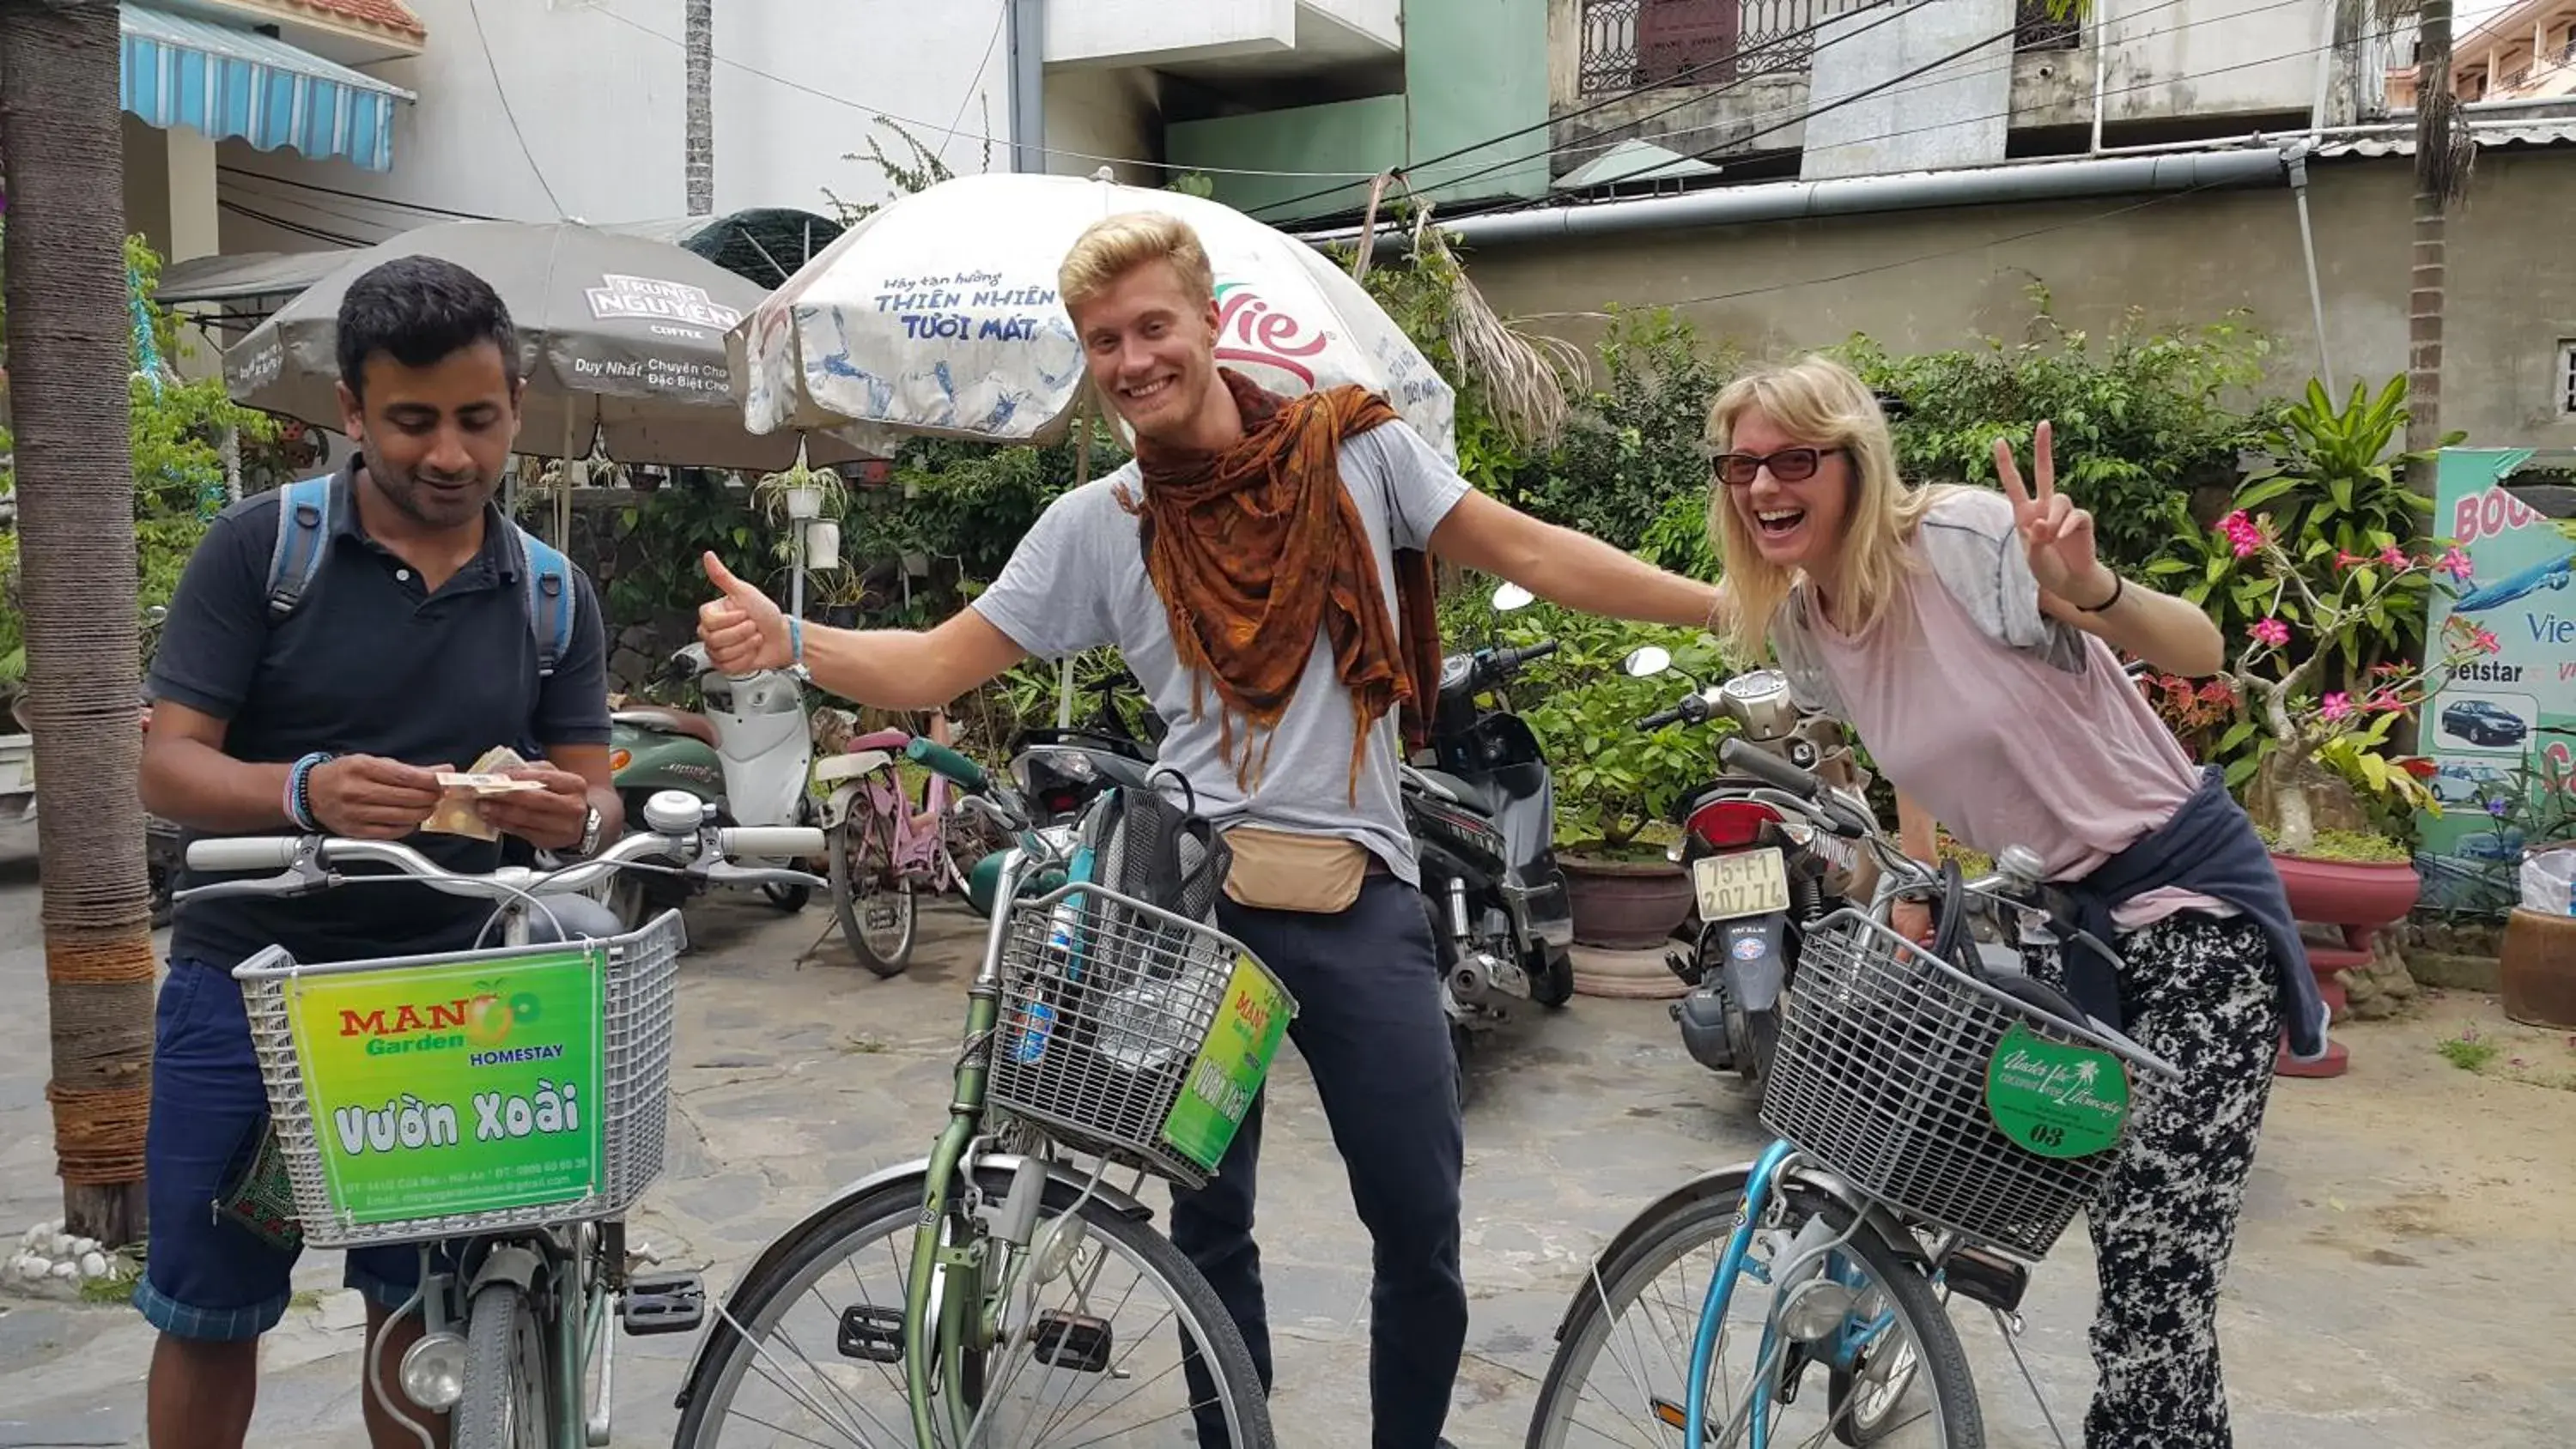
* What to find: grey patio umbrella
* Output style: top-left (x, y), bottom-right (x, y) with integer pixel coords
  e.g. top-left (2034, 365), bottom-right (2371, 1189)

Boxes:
top-left (224, 219), bottom-right (870, 471)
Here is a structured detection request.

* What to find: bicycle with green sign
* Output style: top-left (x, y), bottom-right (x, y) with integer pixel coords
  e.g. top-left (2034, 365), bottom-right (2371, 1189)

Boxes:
top-left (671, 737), bottom-right (1291, 1449)
top-left (1524, 737), bottom-right (2180, 1449)
top-left (176, 791), bottom-right (826, 1449)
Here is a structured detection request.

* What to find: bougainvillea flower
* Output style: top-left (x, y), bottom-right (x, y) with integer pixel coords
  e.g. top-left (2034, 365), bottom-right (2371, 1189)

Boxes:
top-left (2436, 548), bottom-right (2475, 581)
top-left (2249, 617), bottom-right (2290, 647)
top-left (2474, 626), bottom-right (2501, 655)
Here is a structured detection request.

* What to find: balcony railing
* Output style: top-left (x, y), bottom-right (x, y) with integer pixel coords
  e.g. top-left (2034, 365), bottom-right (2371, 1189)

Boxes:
top-left (1578, 0), bottom-right (2077, 97)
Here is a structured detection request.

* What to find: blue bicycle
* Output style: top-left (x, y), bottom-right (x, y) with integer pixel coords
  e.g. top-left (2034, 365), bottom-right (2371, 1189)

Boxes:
top-left (1526, 739), bottom-right (2178, 1449)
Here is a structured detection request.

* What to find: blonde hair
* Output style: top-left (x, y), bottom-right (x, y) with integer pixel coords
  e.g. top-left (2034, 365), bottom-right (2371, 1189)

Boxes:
top-left (1058, 211), bottom-right (1216, 312)
top-left (1704, 354), bottom-right (1947, 660)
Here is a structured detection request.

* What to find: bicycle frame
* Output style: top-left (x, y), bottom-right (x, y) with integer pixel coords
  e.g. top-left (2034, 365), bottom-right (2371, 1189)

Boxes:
top-left (902, 834), bottom-right (1041, 1447)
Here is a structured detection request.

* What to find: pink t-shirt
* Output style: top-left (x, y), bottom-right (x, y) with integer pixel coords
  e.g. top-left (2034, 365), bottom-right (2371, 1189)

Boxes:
top-left (1798, 503), bottom-right (2227, 931)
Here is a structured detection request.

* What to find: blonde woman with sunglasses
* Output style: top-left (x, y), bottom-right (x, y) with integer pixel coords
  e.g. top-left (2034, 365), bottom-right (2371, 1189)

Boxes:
top-left (1700, 354), bottom-right (2327, 1449)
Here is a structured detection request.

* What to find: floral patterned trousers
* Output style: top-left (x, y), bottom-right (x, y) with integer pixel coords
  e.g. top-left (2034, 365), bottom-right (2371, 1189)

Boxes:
top-left (2026, 913), bottom-right (2281, 1449)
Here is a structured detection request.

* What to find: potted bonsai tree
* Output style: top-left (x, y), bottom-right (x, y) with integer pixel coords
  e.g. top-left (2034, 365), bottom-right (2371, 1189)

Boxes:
top-left (2178, 506), bottom-right (2488, 1072)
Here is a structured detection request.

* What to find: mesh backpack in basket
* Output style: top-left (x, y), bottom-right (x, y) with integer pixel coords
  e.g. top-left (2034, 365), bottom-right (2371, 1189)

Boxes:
top-left (1058, 779), bottom-right (1233, 1119)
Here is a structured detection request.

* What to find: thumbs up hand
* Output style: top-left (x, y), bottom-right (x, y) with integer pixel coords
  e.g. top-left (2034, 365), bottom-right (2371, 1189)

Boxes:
top-left (697, 552), bottom-right (793, 674)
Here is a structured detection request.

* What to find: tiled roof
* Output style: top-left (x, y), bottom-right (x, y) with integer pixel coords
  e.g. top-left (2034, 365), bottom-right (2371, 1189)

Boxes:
top-left (259, 0), bottom-right (426, 40)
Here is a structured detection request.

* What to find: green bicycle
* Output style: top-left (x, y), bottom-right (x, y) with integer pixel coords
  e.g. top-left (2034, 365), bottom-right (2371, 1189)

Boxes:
top-left (672, 738), bottom-right (1289, 1448)
top-left (177, 791), bottom-right (827, 1449)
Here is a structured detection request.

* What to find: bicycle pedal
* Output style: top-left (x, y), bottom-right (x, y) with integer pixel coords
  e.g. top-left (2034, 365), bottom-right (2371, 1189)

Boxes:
top-left (1940, 1244), bottom-right (2028, 1316)
top-left (1030, 1311), bottom-right (1114, 1373)
top-left (837, 1305), bottom-right (905, 1364)
top-left (621, 1272), bottom-right (705, 1336)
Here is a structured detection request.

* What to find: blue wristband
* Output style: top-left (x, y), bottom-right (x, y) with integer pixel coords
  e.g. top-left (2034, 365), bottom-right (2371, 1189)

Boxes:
top-left (787, 615), bottom-right (805, 667)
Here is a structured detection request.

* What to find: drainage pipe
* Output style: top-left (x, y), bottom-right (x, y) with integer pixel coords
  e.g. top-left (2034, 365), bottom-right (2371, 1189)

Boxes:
top-left (1007, 0), bottom-right (1046, 174)
top-left (2284, 145), bottom-right (2337, 397)
top-left (1300, 148), bottom-right (2290, 252)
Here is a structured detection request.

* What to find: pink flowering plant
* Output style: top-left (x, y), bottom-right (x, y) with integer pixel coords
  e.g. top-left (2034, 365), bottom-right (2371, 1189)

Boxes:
top-left (2209, 508), bottom-right (2488, 853)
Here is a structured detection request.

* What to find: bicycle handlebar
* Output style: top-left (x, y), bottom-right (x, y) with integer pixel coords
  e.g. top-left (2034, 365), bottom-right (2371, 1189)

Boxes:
top-left (178, 817), bottom-right (829, 906)
top-left (905, 737), bottom-right (990, 793)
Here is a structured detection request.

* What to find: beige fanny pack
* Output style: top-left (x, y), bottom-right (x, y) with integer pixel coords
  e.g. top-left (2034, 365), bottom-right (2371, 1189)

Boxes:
top-left (1222, 825), bottom-right (1373, 913)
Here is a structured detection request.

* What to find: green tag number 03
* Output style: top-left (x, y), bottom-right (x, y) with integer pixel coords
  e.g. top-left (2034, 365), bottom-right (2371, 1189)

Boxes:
top-left (1984, 1023), bottom-right (2131, 1161)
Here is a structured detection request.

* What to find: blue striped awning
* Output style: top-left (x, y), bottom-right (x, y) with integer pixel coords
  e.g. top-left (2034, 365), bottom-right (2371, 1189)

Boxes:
top-left (119, 4), bottom-right (414, 173)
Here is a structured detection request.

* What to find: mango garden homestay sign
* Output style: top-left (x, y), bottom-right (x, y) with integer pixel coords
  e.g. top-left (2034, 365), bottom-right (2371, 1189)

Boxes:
top-left (283, 949), bottom-right (608, 1225)
top-left (2417, 448), bottom-right (2573, 911)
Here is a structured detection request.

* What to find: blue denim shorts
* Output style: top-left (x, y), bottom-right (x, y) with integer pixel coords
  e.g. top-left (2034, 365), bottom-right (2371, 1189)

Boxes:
top-left (134, 959), bottom-right (450, 1341)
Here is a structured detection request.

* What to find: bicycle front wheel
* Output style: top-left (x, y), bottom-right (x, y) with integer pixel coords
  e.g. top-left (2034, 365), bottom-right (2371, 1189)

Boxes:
top-left (454, 1278), bottom-right (552, 1449)
top-left (1528, 1179), bottom-right (1980, 1449)
top-left (674, 1165), bottom-right (1273, 1448)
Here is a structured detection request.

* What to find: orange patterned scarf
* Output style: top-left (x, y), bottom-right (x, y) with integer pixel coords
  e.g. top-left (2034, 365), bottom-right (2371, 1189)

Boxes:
top-left (1121, 370), bottom-right (1442, 797)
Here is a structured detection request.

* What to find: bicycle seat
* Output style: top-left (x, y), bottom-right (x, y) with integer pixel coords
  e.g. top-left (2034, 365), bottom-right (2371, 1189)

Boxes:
top-left (613, 706), bottom-right (718, 747)
top-left (846, 728), bottom-right (914, 753)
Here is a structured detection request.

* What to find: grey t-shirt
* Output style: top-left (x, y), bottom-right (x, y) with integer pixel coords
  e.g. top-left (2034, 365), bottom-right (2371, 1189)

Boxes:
top-left (971, 421), bottom-right (1471, 885)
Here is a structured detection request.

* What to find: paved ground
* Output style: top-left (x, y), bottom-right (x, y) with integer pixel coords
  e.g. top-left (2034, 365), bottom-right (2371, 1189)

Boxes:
top-left (3, 828), bottom-right (2572, 1447)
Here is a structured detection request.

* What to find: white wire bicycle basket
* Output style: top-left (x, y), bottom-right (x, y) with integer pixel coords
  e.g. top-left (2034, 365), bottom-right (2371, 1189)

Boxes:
top-left (1759, 909), bottom-right (2179, 1260)
top-left (234, 911), bottom-right (688, 1251)
top-left (985, 881), bottom-right (1295, 1190)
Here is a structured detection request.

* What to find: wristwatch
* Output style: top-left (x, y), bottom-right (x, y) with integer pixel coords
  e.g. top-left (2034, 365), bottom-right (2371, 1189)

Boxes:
top-left (575, 803), bottom-right (605, 858)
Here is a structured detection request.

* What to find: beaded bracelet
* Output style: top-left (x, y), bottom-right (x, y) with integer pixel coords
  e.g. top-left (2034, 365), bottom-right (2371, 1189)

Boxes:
top-left (285, 751), bottom-right (333, 832)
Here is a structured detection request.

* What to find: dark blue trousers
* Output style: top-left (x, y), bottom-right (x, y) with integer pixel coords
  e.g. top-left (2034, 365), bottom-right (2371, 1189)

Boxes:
top-left (1173, 875), bottom-right (1467, 1449)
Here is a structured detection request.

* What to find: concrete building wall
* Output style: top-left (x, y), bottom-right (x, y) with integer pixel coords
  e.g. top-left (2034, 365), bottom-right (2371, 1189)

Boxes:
top-left (1045, 65), bottom-right (1168, 185)
top-left (1461, 150), bottom-right (2576, 452)
top-left (1801, 0), bottom-right (2016, 179)
top-left (215, 0), bottom-right (1015, 254)
top-left (1547, 0), bottom-right (2340, 183)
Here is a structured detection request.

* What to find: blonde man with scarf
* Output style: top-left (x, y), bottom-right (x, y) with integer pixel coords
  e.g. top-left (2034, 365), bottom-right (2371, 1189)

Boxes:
top-left (698, 211), bottom-right (1719, 1448)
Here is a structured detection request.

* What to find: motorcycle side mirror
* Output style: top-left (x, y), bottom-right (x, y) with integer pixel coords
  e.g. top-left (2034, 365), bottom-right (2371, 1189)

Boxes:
top-left (1492, 583), bottom-right (1534, 613)
top-left (143, 605), bottom-right (169, 627)
top-left (1622, 646), bottom-right (1674, 679)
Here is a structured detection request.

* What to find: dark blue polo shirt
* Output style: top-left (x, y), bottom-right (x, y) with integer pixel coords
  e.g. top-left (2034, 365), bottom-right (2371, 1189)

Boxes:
top-left (148, 461), bottom-right (610, 970)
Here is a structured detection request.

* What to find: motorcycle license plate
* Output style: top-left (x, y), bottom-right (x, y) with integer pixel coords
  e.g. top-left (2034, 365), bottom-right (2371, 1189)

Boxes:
top-left (1693, 849), bottom-right (1790, 922)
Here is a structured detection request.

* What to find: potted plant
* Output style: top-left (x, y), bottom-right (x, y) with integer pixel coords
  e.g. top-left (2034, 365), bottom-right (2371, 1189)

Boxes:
top-left (753, 458), bottom-right (847, 524)
top-left (1504, 603), bottom-right (1721, 950)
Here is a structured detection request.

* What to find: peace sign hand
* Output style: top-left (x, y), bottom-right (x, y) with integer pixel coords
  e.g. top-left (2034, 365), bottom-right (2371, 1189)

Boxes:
top-left (1994, 421), bottom-right (2116, 609)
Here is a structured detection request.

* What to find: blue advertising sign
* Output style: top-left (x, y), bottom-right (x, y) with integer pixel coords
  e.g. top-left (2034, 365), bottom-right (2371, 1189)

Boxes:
top-left (2417, 448), bottom-right (2561, 910)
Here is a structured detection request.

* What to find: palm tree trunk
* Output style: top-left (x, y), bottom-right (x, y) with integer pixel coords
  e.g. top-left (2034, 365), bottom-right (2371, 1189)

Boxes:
top-left (685, 0), bottom-right (714, 215)
top-left (0, 0), bottom-right (158, 1246)
top-left (2405, 0), bottom-right (2464, 485)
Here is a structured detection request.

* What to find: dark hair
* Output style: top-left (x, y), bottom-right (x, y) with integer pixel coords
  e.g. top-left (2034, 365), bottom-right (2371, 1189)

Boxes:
top-left (336, 255), bottom-right (520, 400)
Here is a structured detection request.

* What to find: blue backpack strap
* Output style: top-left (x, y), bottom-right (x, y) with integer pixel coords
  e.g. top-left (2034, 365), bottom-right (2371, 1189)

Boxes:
top-left (264, 476), bottom-right (335, 621)
top-left (505, 521), bottom-right (577, 678)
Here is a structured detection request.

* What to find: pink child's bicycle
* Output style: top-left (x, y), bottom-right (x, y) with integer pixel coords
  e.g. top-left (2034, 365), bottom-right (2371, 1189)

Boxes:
top-left (813, 718), bottom-right (971, 975)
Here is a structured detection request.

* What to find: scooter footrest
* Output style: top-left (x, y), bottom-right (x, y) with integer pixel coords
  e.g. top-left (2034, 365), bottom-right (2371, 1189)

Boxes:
top-left (621, 1273), bottom-right (705, 1336)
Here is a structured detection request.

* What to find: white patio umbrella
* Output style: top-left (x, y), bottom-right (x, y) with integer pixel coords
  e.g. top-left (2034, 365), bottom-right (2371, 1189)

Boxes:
top-left (726, 171), bottom-right (1461, 723)
top-left (728, 171), bottom-right (1458, 463)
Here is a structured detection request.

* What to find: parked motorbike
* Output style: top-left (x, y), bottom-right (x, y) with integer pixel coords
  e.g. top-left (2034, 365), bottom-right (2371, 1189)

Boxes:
top-left (605, 642), bottom-right (821, 925)
top-left (1406, 583), bottom-right (1578, 1097)
top-left (1006, 664), bottom-right (1163, 828)
top-left (1625, 646), bottom-right (1878, 1084)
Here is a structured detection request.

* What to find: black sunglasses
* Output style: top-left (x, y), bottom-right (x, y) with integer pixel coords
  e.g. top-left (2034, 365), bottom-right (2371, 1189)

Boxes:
top-left (1711, 446), bottom-right (1844, 488)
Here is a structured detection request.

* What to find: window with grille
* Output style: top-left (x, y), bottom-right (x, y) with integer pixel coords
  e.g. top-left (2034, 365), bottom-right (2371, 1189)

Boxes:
top-left (2559, 340), bottom-right (2576, 417)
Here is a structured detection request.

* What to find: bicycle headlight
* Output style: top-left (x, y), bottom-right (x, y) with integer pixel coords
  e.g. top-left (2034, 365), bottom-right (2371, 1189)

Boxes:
top-left (1777, 1278), bottom-right (1858, 1343)
top-left (398, 1330), bottom-right (468, 1410)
